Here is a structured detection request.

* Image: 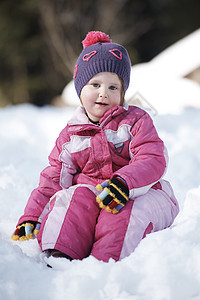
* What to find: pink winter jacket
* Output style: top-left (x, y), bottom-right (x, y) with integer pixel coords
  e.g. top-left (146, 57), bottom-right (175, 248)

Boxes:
top-left (17, 103), bottom-right (167, 226)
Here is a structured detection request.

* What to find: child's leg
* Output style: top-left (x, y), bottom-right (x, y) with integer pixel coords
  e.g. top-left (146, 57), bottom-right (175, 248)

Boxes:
top-left (90, 200), bottom-right (135, 262)
top-left (37, 184), bottom-right (100, 259)
top-left (91, 180), bottom-right (179, 262)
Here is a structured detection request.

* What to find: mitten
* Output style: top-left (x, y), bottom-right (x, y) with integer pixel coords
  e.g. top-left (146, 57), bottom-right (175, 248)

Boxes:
top-left (96, 177), bottom-right (129, 214)
top-left (11, 221), bottom-right (41, 241)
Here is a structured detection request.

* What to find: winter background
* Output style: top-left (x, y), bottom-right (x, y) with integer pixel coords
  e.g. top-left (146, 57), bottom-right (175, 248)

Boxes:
top-left (0, 30), bottom-right (200, 300)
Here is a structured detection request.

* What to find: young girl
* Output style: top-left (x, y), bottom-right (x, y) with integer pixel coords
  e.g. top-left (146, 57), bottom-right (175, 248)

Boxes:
top-left (12, 31), bottom-right (179, 262)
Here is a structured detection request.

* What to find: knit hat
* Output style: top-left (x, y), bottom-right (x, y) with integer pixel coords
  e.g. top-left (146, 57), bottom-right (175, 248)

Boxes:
top-left (74, 31), bottom-right (131, 97)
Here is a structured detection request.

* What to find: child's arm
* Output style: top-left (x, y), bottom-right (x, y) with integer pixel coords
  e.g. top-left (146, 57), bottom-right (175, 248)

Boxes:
top-left (14, 126), bottom-right (77, 229)
top-left (113, 111), bottom-right (167, 198)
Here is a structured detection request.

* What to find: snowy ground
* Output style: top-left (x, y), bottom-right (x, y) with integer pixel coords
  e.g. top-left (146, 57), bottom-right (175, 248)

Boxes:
top-left (0, 101), bottom-right (200, 300)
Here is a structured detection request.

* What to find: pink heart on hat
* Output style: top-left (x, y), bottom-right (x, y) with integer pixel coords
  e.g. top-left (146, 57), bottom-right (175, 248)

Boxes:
top-left (83, 51), bottom-right (97, 61)
top-left (109, 49), bottom-right (122, 60)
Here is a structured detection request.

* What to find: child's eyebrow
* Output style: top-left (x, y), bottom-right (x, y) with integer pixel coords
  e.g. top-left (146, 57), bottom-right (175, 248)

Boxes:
top-left (88, 79), bottom-right (121, 87)
top-left (109, 82), bottom-right (121, 88)
top-left (88, 79), bottom-right (100, 83)
top-left (110, 82), bottom-right (120, 86)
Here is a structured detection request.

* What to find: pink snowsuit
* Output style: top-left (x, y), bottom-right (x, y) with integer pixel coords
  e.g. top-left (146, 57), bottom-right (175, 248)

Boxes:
top-left (17, 103), bottom-right (179, 262)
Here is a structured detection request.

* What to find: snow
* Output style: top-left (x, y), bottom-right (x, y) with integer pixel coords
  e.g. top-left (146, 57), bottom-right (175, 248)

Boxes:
top-left (150, 29), bottom-right (200, 78)
top-left (1, 103), bottom-right (200, 300)
top-left (1, 29), bottom-right (200, 299)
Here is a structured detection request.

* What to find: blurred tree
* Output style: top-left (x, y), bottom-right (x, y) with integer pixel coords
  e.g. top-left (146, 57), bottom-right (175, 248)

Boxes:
top-left (0, 0), bottom-right (44, 105)
top-left (0, 0), bottom-right (199, 107)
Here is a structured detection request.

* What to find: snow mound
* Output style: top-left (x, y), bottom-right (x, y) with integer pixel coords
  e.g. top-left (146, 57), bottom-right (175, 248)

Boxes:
top-left (1, 104), bottom-right (200, 299)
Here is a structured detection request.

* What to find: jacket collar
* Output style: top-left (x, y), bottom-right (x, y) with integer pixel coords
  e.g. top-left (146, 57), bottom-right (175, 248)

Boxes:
top-left (68, 101), bottom-right (129, 127)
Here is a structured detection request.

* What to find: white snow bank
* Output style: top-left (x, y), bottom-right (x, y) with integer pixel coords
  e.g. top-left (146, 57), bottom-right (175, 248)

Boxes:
top-left (0, 104), bottom-right (200, 299)
top-left (151, 28), bottom-right (200, 78)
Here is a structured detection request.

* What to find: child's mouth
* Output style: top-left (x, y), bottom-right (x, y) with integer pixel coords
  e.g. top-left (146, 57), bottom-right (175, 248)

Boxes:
top-left (95, 102), bottom-right (108, 106)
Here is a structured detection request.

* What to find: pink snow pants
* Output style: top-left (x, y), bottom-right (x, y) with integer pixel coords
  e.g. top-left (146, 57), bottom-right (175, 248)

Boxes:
top-left (37, 181), bottom-right (179, 262)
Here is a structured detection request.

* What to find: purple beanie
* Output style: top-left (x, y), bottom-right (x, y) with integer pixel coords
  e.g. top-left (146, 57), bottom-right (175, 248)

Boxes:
top-left (73, 31), bottom-right (131, 97)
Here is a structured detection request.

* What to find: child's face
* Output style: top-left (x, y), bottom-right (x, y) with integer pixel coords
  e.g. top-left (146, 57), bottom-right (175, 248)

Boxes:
top-left (80, 72), bottom-right (122, 122)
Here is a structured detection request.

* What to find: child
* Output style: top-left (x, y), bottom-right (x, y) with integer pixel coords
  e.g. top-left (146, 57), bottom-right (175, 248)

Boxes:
top-left (12, 31), bottom-right (179, 262)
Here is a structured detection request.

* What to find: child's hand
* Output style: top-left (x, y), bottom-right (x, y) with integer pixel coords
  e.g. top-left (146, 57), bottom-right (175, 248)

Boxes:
top-left (96, 177), bottom-right (129, 214)
top-left (11, 221), bottom-right (41, 241)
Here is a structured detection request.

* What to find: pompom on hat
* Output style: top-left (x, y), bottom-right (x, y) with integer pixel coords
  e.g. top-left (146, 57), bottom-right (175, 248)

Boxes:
top-left (74, 31), bottom-right (131, 97)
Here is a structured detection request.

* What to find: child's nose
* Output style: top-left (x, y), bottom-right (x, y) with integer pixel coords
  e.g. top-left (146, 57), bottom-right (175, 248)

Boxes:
top-left (99, 86), bottom-right (108, 98)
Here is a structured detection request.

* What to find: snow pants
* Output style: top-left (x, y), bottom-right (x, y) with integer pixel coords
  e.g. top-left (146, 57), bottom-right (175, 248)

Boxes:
top-left (37, 180), bottom-right (179, 262)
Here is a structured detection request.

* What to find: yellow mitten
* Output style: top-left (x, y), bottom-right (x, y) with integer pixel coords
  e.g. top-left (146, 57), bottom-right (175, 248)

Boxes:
top-left (11, 222), bottom-right (41, 241)
top-left (96, 177), bottom-right (129, 214)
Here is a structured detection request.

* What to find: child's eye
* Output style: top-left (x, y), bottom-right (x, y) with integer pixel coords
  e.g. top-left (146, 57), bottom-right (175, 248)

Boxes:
top-left (109, 85), bottom-right (117, 90)
top-left (92, 83), bottom-right (100, 88)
